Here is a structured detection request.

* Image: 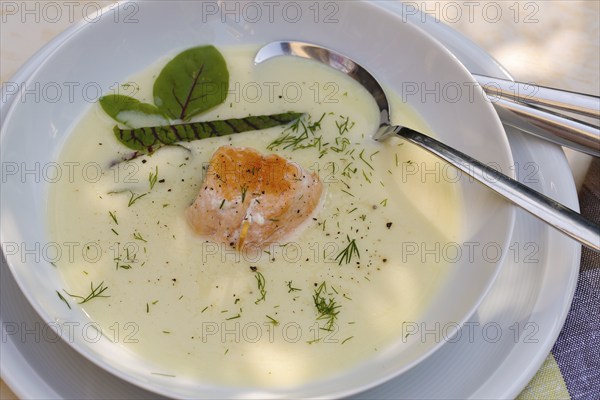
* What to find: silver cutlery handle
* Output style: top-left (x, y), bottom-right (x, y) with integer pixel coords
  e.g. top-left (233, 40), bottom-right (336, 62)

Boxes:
top-left (474, 73), bottom-right (600, 119)
top-left (398, 127), bottom-right (600, 251)
top-left (491, 98), bottom-right (600, 157)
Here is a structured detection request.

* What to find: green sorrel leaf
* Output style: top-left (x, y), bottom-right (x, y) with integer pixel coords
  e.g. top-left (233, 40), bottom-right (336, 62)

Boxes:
top-left (153, 45), bottom-right (229, 121)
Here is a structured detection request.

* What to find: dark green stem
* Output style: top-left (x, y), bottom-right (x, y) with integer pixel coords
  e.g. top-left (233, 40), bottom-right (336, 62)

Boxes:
top-left (114, 112), bottom-right (303, 153)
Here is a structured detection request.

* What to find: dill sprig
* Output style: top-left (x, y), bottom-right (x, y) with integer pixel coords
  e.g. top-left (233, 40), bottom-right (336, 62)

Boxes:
top-left (128, 191), bottom-right (148, 207)
top-left (335, 235), bottom-right (360, 265)
top-left (359, 149), bottom-right (374, 170)
top-left (63, 281), bottom-right (109, 304)
top-left (335, 116), bottom-right (354, 135)
top-left (313, 282), bottom-right (340, 331)
top-left (240, 185), bottom-right (248, 203)
top-left (56, 290), bottom-right (71, 309)
top-left (133, 232), bottom-right (147, 242)
top-left (267, 113), bottom-right (326, 154)
top-left (286, 280), bottom-right (301, 293)
top-left (108, 211), bottom-right (118, 225)
top-left (254, 271), bottom-right (267, 304)
top-left (331, 136), bottom-right (351, 153)
top-left (149, 166), bottom-right (159, 190)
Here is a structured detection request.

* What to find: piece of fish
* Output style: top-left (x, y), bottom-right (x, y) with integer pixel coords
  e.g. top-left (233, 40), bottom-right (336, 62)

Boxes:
top-left (186, 146), bottom-right (323, 249)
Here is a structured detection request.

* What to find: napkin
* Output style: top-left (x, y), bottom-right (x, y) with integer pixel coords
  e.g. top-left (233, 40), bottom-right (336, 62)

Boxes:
top-left (518, 158), bottom-right (600, 400)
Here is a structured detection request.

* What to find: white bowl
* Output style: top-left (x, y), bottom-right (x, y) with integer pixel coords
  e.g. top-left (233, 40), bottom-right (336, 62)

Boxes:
top-left (0, 1), bottom-right (515, 398)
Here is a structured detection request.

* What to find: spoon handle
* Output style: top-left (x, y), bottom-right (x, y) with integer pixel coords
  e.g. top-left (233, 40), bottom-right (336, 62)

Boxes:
top-left (398, 127), bottom-right (600, 251)
top-left (489, 98), bottom-right (600, 158)
top-left (473, 74), bottom-right (600, 120)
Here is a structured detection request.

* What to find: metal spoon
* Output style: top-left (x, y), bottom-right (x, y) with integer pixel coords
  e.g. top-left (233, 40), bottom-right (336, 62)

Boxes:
top-left (255, 41), bottom-right (600, 251)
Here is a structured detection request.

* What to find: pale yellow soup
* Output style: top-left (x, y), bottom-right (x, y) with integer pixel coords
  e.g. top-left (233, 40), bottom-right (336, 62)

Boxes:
top-left (48, 45), bottom-right (463, 387)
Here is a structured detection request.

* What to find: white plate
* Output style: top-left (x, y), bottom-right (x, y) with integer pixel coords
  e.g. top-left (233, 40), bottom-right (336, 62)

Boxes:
top-left (0, 2), bottom-right (580, 399)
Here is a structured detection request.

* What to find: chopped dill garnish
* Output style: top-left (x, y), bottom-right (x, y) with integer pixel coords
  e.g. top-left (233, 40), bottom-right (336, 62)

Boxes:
top-left (219, 199), bottom-right (225, 209)
top-left (380, 198), bottom-right (388, 207)
top-left (267, 113), bottom-right (326, 154)
top-left (341, 162), bottom-right (357, 179)
top-left (335, 116), bottom-right (354, 135)
top-left (254, 271), bottom-right (267, 304)
top-left (335, 235), bottom-right (360, 265)
top-left (111, 228), bottom-right (119, 236)
top-left (359, 214), bottom-right (367, 221)
top-left (286, 281), bottom-right (301, 293)
top-left (313, 282), bottom-right (340, 331)
top-left (56, 290), bottom-right (71, 309)
top-left (133, 232), bottom-right (147, 242)
top-left (226, 314), bottom-right (241, 320)
top-left (341, 336), bottom-right (354, 344)
top-left (149, 166), bottom-right (158, 190)
top-left (266, 315), bottom-right (279, 326)
top-left (362, 170), bottom-right (372, 183)
top-left (359, 149), bottom-right (374, 170)
top-left (331, 136), bottom-right (350, 153)
top-left (340, 189), bottom-right (355, 197)
top-left (146, 303), bottom-right (149, 313)
top-left (63, 281), bottom-right (109, 304)
top-left (128, 191), bottom-right (148, 207)
top-left (108, 211), bottom-right (118, 225)
top-left (162, 330), bottom-right (171, 334)
top-left (201, 306), bottom-right (209, 313)
top-left (240, 185), bottom-right (248, 203)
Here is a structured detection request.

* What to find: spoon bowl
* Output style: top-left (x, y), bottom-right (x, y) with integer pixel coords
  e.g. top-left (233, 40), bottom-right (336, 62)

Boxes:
top-left (255, 40), bottom-right (600, 251)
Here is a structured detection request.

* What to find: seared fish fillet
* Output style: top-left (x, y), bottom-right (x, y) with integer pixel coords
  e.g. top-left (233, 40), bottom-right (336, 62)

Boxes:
top-left (186, 146), bottom-right (323, 249)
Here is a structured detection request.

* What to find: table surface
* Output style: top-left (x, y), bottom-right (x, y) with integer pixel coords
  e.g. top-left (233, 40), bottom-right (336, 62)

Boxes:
top-left (1, 1), bottom-right (598, 399)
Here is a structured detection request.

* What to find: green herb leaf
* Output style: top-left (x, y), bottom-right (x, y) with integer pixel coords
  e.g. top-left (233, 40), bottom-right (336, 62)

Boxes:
top-left (335, 235), bottom-right (360, 265)
top-left (149, 166), bottom-right (159, 190)
top-left (128, 191), bottom-right (148, 207)
top-left (313, 282), bottom-right (340, 331)
top-left (63, 281), bottom-right (109, 304)
top-left (153, 45), bottom-right (229, 121)
top-left (286, 281), bottom-right (301, 293)
top-left (56, 290), bottom-right (71, 309)
top-left (254, 271), bottom-right (267, 304)
top-left (99, 94), bottom-right (168, 127)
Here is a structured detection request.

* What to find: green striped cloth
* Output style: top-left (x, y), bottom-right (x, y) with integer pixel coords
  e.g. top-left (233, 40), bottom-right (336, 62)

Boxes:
top-left (518, 158), bottom-right (600, 400)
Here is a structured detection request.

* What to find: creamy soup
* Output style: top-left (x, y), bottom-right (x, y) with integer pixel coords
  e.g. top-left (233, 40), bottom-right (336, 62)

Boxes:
top-left (48, 45), bottom-right (463, 387)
